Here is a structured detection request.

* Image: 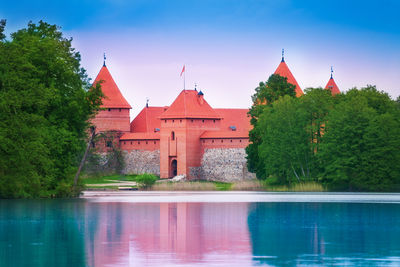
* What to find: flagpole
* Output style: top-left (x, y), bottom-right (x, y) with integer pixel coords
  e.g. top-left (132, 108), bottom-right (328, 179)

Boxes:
top-left (184, 65), bottom-right (186, 90)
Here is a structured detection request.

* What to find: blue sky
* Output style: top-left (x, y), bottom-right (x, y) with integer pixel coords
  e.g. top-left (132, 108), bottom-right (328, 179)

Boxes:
top-left (2, 0), bottom-right (400, 115)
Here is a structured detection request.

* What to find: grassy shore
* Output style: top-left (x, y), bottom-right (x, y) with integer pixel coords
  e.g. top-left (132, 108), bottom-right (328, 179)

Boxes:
top-left (82, 174), bottom-right (137, 184)
top-left (82, 174), bottom-right (325, 192)
top-left (153, 180), bottom-right (325, 192)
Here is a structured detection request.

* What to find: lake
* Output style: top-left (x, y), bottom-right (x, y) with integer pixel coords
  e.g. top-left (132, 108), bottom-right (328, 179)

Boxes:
top-left (1, 192), bottom-right (400, 266)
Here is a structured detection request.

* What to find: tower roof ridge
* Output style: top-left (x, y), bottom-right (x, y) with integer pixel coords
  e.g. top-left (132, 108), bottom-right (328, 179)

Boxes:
top-left (324, 76), bottom-right (340, 95)
top-left (160, 90), bottom-right (220, 119)
top-left (93, 65), bottom-right (132, 109)
top-left (274, 60), bottom-right (304, 97)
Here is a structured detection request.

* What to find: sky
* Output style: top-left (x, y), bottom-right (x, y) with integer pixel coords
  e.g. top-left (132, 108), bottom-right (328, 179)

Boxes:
top-left (2, 0), bottom-right (400, 117)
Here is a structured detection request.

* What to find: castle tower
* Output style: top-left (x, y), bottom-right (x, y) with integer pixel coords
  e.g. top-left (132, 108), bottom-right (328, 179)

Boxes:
top-left (159, 90), bottom-right (221, 179)
top-left (324, 67), bottom-right (340, 95)
top-left (274, 50), bottom-right (304, 97)
top-left (91, 63), bottom-right (132, 133)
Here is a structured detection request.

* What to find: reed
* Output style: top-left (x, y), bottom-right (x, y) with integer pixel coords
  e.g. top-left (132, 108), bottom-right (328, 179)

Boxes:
top-left (265, 181), bottom-right (325, 192)
top-left (231, 180), bottom-right (265, 191)
top-left (152, 181), bottom-right (217, 191)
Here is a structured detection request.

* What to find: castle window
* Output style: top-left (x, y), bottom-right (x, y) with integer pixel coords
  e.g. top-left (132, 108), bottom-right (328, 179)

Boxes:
top-left (203, 140), bottom-right (205, 143)
top-left (240, 139), bottom-right (242, 143)
top-left (124, 141), bottom-right (126, 145)
top-left (212, 140), bottom-right (214, 143)
top-left (165, 120), bottom-right (167, 123)
top-left (191, 119), bottom-right (193, 123)
top-left (154, 141), bottom-right (156, 144)
top-left (108, 108), bottom-right (111, 112)
top-left (146, 141), bottom-right (148, 144)
top-left (180, 119), bottom-right (182, 123)
top-left (213, 120), bottom-right (215, 123)
top-left (106, 141), bottom-right (112, 147)
top-left (230, 140), bottom-right (232, 142)
top-left (172, 120), bottom-right (175, 123)
top-left (171, 131), bottom-right (175, 141)
top-left (130, 141), bottom-right (132, 145)
top-left (138, 141), bottom-right (140, 144)
top-left (119, 108), bottom-right (121, 112)
top-left (221, 140), bottom-right (223, 143)
top-left (202, 120), bottom-right (205, 123)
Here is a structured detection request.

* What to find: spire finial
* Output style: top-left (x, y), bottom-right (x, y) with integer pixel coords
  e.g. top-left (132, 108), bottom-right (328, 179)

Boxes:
top-left (146, 97), bottom-right (149, 108)
top-left (281, 48), bottom-right (285, 62)
top-left (103, 53), bottom-right (106, 67)
top-left (330, 66), bottom-right (333, 79)
top-left (194, 82), bottom-right (197, 91)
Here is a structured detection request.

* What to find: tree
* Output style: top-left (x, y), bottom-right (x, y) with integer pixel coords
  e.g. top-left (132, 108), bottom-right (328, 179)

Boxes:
top-left (246, 74), bottom-right (296, 178)
top-left (0, 21), bottom-right (102, 198)
top-left (318, 86), bottom-right (400, 191)
top-left (0, 19), bottom-right (5, 41)
top-left (257, 96), bottom-right (311, 183)
top-left (300, 88), bottom-right (334, 154)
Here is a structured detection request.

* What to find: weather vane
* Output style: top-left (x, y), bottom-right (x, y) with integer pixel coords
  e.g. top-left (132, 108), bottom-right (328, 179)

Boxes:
top-left (331, 66), bottom-right (333, 79)
top-left (103, 53), bottom-right (106, 67)
top-left (282, 48), bottom-right (285, 62)
top-left (194, 82), bottom-right (197, 91)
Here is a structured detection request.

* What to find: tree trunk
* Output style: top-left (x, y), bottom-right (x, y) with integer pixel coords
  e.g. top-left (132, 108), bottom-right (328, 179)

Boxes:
top-left (73, 127), bottom-right (96, 190)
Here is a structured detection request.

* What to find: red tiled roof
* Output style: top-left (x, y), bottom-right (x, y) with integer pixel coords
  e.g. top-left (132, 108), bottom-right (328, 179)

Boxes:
top-left (120, 132), bottom-right (160, 140)
top-left (274, 60), bottom-right (304, 97)
top-left (200, 131), bottom-right (249, 139)
top-left (160, 90), bottom-right (221, 119)
top-left (130, 106), bottom-right (167, 132)
top-left (93, 66), bottom-right (132, 109)
top-left (215, 108), bottom-right (252, 132)
top-left (324, 77), bottom-right (341, 95)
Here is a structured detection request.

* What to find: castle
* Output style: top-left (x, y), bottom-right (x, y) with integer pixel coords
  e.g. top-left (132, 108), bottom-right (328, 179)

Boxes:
top-left (91, 54), bottom-right (340, 181)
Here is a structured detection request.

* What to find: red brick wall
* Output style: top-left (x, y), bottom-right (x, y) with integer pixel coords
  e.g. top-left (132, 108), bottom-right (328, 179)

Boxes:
top-left (160, 118), bottom-right (224, 179)
top-left (160, 119), bottom-right (188, 178)
top-left (92, 108), bottom-right (130, 133)
top-left (120, 139), bottom-right (160, 151)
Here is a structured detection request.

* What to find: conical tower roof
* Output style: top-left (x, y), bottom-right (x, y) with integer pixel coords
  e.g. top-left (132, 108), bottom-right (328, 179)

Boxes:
top-left (160, 90), bottom-right (220, 119)
top-left (274, 55), bottom-right (304, 97)
top-left (325, 77), bottom-right (340, 95)
top-left (93, 65), bottom-right (132, 109)
top-left (324, 69), bottom-right (340, 95)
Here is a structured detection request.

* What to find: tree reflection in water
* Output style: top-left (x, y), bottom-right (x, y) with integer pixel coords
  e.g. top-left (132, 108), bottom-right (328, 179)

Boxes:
top-left (247, 202), bottom-right (400, 266)
top-left (2, 199), bottom-right (400, 266)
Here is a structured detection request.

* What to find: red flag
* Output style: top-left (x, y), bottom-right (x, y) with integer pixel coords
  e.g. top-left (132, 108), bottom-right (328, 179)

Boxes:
top-left (180, 65), bottom-right (185, 76)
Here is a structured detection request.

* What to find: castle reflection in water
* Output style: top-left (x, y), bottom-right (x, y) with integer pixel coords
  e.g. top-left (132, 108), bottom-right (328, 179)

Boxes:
top-left (83, 201), bottom-right (400, 266)
top-left (2, 200), bottom-right (400, 266)
top-left (84, 202), bottom-right (253, 266)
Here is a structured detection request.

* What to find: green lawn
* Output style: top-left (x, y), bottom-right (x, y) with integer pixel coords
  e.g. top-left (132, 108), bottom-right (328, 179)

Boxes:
top-left (82, 174), bottom-right (138, 184)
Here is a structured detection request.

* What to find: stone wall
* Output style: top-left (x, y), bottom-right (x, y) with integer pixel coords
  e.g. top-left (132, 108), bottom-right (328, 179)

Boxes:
top-left (122, 150), bottom-right (160, 176)
top-left (190, 148), bottom-right (255, 182)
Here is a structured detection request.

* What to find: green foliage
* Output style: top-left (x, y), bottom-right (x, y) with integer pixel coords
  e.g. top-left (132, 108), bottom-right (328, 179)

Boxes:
top-left (247, 74), bottom-right (297, 177)
top-left (247, 82), bottom-right (400, 191)
top-left (0, 21), bottom-right (102, 198)
top-left (0, 19), bottom-right (5, 41)
top-left (318, 86), bottom-right (400, 191)
top-left (135, 174), bottom-right (158, 189)
top-left (257, 95), bottom-right (312, 183)
top-left (83, 131), bottom-right (125, 175)
top-left (214, 182), bottom-right (232, 191)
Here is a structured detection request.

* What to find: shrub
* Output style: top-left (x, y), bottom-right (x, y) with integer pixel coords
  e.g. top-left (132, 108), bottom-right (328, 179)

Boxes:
top-left (135, 174), bottom-right (157, 189)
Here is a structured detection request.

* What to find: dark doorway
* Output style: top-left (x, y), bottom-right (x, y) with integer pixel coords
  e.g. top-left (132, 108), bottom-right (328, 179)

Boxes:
top-left (171, 159), bottom-right (177, 177)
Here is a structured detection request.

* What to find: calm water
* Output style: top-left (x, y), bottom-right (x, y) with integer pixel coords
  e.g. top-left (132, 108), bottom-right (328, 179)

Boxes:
top-left (1, 193), bottom-right (400, 266)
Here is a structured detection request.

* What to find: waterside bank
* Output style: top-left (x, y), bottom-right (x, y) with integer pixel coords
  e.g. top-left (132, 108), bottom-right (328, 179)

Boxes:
top-left (81, 191), bottom-right (400, 203)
